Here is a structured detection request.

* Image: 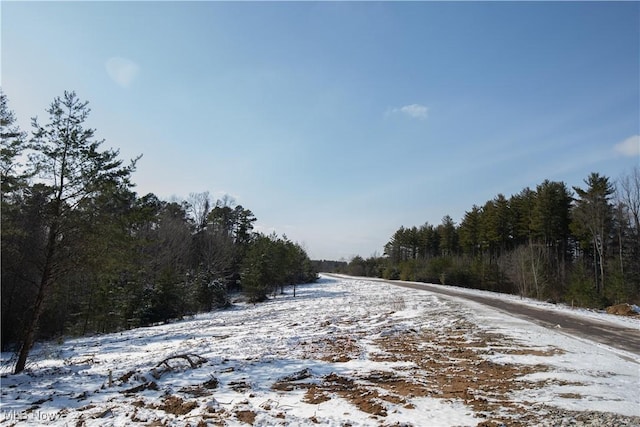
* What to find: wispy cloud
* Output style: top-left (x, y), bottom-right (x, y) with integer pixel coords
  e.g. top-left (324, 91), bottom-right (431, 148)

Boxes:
top-left (105, 57), bottom-right (140, 88)
top-left (614, 135), bottom-right (640, 157)
top-left (387, 103), bottom-right (429, 120)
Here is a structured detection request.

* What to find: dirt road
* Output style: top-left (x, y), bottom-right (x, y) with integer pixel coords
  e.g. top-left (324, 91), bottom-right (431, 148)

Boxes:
top-left (326, 274), bottom-right (640, 357)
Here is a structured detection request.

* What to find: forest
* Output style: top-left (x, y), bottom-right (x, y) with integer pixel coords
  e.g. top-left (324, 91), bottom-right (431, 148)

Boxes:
top-left (0, 90), bottom-right (317, 373)
top-left (341, 167), bottom-right (640, 310)
top-left (2, 88), bottom-right (638, 376)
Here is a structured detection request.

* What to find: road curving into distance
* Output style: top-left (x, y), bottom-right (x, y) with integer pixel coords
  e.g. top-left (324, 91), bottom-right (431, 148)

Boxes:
top-left (323, 273), bottom-right (640, 358)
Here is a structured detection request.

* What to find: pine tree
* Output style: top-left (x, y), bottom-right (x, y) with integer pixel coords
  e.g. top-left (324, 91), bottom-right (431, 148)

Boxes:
top-left (571, 173), bottom-right (614, 296)
top-left (0, 90), bottom-right (32, 351)
top-left (438, 215), bottom-right (458, 257)
top-left (530, 180), bottom-right (572, 294)
top-left (459, 206), bottom-right (482, 258)
top-left (13, 91), bottom-right (138, 373)
top-left (1, 89), bottom-right (28, 198)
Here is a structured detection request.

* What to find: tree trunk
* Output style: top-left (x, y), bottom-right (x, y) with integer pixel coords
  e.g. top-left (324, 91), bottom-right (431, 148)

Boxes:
top-left (618, 222), bottom-right (624, 278)
top-left (592, 238), bottom-right (599, 293)
top-left (597, 229), bottom-right (605, 294)
top-left (529, 239), bottom-right (538, 299)
top-left (14, 225), bottom-right (57, 374)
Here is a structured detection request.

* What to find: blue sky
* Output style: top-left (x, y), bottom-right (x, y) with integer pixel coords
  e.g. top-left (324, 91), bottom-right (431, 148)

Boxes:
top-left (2, 1), bottom-right (639, 260)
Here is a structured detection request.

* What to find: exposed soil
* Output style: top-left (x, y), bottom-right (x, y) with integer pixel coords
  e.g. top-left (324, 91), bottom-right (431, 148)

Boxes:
top-left (303, 334), bottom-right (362, 363)
top-left (234, 409), bottom-right (256, 425)
top-left (287, 320), bottom-right (558, 426)
top-left (368, 322), bottom-right (550, 425)
top-left (156, 395), bottom-right (198, 416)
top-left (606, 303), bottom-right (639, 316)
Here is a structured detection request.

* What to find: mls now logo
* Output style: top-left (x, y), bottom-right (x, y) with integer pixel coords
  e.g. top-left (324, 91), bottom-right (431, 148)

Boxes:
top-left (2, 409), bottom-right (62, 423)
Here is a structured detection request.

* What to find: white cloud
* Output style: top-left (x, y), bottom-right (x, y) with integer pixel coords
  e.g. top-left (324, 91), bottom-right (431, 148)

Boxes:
top-left (614, 135), bottom-right (640, 157)
top-left (387, 103), bottom-right (429, 120)
top-left (105, 57), bottom-right (140, 88)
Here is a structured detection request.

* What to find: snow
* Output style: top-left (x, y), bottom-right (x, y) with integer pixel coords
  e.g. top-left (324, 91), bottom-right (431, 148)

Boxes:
top-left (334, 274), bottom-right (640, 330)
top-left (1, 275), bottom-right (639, 426)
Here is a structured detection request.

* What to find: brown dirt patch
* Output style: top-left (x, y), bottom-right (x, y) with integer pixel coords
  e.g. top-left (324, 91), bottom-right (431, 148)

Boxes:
top-left (235, 409), bottom-right (256, 424)
top-left (311, 373), bottom-right (388, 417)
top-left (291, 316), bottom-right (568, 425)
top-left (362, 370), bottom-right (429, 398)
top-left (369, 321), bottom-right (556, 426)
top-left (606, 303), bottom-right (639, 316)
top-left (156, 395), bottom-right (198, 415)
top-left (302, 386), bottom-right (332, 404)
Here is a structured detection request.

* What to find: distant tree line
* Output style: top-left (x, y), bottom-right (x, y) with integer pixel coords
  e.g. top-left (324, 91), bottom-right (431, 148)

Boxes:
top-left (311, 259), bottom-right (348, 273)
top-left (0, 90), bottom-right (317, 373)
top-left (340, 170), bottom-right (640, 309)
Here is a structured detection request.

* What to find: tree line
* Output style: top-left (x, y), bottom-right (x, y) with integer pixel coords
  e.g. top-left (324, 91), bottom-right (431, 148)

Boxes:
top-left (341, 170), bottom-right (639, 309)
top-left (1, 90), bottom-right (317, 373)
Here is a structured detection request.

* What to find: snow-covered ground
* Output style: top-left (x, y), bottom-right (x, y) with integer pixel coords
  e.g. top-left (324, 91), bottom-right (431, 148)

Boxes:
top-left (342, 274), bottom-right (640, 330)
top-left (1, 275), bottom-right (639, 426)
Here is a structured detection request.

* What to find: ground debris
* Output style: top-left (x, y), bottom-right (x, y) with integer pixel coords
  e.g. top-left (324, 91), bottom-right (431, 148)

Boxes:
top-left (152, 353), bottom-right (207, 379)
top-left (606, 303), bottom-right (640, 316)
top-left (272, 368), bottom-right (314, 391)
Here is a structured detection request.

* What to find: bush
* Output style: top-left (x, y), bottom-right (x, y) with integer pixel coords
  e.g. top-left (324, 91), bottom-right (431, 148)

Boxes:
top-left (566, 264), bottom-right (606, 308)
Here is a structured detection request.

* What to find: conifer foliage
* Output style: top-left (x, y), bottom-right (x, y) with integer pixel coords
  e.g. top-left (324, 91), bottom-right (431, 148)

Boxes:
top-left (241, 233), bottom-right (317, 302)
top-left (343, 170), bottom-right (640, 308)
top-left (0, 91), bottom-right (317, 373)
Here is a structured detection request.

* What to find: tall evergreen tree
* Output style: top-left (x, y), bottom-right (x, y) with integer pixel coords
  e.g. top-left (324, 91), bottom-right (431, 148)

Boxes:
top-left (506, 189), bottom-right (543, 298)
top-left (438, 215), bottom-right (458, 256)
top-left (1, 89), bottom-right (28, 198)
top-left (532, 181), bottom-right (572, 250)
top-left (13, 91), bottom-right (138, 373)
top-left (0, 90), bottom-right (32, 350)
top-left (531, 180), bottom-right (573, 292)
top-left (571, 173), bottom-right (615, 296)
top-left (459, 205), bottom-right (482, 257)
top-left (509, 188), bottom-right (536, 246)
top-left (481, 194), bottom-right (512, 260)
